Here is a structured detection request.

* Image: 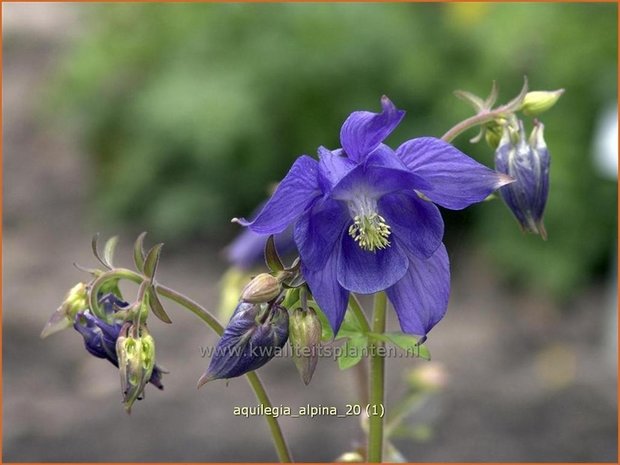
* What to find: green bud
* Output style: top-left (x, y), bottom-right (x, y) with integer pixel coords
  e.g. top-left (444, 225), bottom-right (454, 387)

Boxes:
top-left (116, 323), bottom-right (156, 413)
top-left (41, 282), bottom-right (89, 339)
top-left (240, 273), bottom-right (281, 303)
top-left (484, 124), bottom-right (503, 150)
top-left (521, 89), bottom-right (564, 116)
top-left (289, 307), bottom-right (322, 385)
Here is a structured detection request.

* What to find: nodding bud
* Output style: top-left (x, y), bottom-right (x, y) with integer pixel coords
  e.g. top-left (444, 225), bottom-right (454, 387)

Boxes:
top-left (197, 302), bottom-right (289, 387)
top-left (495, 120), bottom-right (550, 239)
top-left (240, 273), bottom-right (282, 303)
top-left (116, 323), bottom-right (157, 414)
top-left (41, 282), bottom-right (89, 338)
top-left (521, 89), bottom-right (564, 116)
top-left (289, 307), bottom-right (322, 385)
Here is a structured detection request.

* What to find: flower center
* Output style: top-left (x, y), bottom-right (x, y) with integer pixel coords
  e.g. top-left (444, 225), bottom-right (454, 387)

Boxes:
top-left (347, 195), bottom-right (391, 252)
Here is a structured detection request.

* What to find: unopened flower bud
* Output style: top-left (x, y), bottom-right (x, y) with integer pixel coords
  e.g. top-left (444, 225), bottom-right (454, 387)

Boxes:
top-left (240, 273), bottom-right (282, 303)
top-left (521, 89), bottom-right (564, 116)
top-left (116, 323), bottom-right (156, 413)
top-left (289, 307), bottom-right (322, 385)
top-left (71, 293), bottom-right (165, 409)
top-left (495, 120), bottom-right (550, 239)
top-left (197, 302), bottom-right (289, 387)
top-left (41, 282), bottom-right (89, 338)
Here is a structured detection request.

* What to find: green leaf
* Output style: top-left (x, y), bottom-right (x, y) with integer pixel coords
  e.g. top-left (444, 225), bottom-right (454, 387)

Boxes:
top-left (103, 235), bottom-right (119, 268)
top-left (335, 307), bottom-right (364, 340)
top-left (337, 335), bottom-right (368, 370)
top-left (133, 232), bottom-right (147, 272)
top-left (309, 302), bottom-right (334, 342)
top-left (148, 286), bottom-right (172, 324)
top-left (264, 235), bottom-right (284, 272)
top-left (91, 233), bottom-right (110, 270)
top-left (281, 287), bottom-right (300, 309)
top-left (367, 332), bottom-right (431, 360)
top-left (143, 243), bottom-right (164, 279)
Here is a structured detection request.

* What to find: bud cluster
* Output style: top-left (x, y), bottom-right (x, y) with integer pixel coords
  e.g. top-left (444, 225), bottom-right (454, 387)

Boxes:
top-left (43, 284), bottom-right (165, 413)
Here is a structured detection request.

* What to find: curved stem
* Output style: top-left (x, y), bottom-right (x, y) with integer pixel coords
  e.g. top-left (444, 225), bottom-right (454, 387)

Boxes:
top-left (367, 291), bottom-right (387, 463)
top-left (440, 110), bottom-right (498, 143)
top-left (96, 268), bottom-right (293, 463)
top-left (246, 372), bottom-right (292, 462)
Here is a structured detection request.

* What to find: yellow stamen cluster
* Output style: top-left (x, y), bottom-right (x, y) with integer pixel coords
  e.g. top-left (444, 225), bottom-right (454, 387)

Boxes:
top-left (348, 213), bottom-right (391, 252)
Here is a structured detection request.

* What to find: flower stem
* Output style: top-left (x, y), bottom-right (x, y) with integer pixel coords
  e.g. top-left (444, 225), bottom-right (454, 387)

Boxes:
top-left (440, 111), bottom-right (498, 143)
top-left (96, 268), bottom-right (293, 463)
top-left (367, 291), bottom-right (387, 463)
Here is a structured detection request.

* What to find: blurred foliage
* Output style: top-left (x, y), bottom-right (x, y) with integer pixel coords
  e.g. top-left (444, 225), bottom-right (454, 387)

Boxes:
top-left (47, 3), bottom-right (616, 298)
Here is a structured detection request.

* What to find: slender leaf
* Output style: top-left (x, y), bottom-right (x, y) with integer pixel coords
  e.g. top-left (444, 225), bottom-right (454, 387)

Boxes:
top-left (148, 287), bottom-right (172, 324)
top-left (91, 233), bottom-right (110, 269)
top-left (133, 232), bottom-right (147, 272)
top-left (143, 243), bottom-right (164, 279)
top-left (264, 235), bottom-right (284, 272)
top-left (103, 235), bottom-right (119, 268)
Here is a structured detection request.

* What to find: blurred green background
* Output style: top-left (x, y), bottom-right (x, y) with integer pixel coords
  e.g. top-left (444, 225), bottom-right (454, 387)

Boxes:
top-left (4, 2), bottom-right (617, 462)
top-left (47, 2), bottom-right (616, 300)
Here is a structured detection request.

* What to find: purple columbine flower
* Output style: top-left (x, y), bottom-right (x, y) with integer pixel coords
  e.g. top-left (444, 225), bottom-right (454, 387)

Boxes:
top-left (495, 120), bottom-right (549, 239)
top-left (226, 201), bottom-right (296, 270)
top-left (73, 293), bottom-right (165, 390)
top-left (235, 96), bottom-right (513, 337)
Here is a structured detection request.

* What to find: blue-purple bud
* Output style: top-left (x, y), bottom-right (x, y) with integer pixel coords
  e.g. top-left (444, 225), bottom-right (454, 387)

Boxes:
top-left (495, 121), bottom-right (550, 239)
top-left (72, 293), bottom-right (165, 400)
top-left (198, 302), bottom-right (289, 387)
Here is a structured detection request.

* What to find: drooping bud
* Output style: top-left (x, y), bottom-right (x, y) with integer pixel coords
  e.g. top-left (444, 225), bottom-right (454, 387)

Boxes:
top-left (240, 273), bottom-right (282, 303)
top-left (495, 120), bottom-right (550, 239)
top-left (521, 89), bottom-right (564, 116)
top-left (289, 307), bottom-right (322, 385)
top-left (116, 323), bottom-right (157, 413)
top-left (197, 302), bottom-right (289, 387)
top-left (72, 293), bottom-right (165, 407)
top-left (41, 282), bottom-right (89, 338)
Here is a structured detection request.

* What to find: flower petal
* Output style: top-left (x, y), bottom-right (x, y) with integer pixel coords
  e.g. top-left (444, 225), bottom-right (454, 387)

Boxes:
top-left (337, 234), bottom-right (408, 294)
top-left (379, 191), bottom-right (444, 259)
top-left (234, 155), bottom-right (322, 234)
top-left (302, 251), bottom-right (349, 335)
top-left (386, 244), bottom-right (450, 336)
top-left (294, 198), bottom-right (349, 271)
top-left (330, 151), bottom-right (431, 202)
top-left (340, 96), bottom-right (405, 162)
top-left (317, 146), bottom-right (357, 192)
top-left (398, 137), bottom-right (513, 210)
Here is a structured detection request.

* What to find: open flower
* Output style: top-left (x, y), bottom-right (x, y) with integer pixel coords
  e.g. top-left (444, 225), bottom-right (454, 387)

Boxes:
top-left (236, 97), bottom-right (512, 336)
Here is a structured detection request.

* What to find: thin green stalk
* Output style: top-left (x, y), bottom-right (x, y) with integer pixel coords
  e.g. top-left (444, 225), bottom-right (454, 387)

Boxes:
top-left (95, 268), bottom-right (293, 463)
top-left (367, 291), bottom-right (387, 463)
top-left (440, 111), bottom-right (498, 143)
